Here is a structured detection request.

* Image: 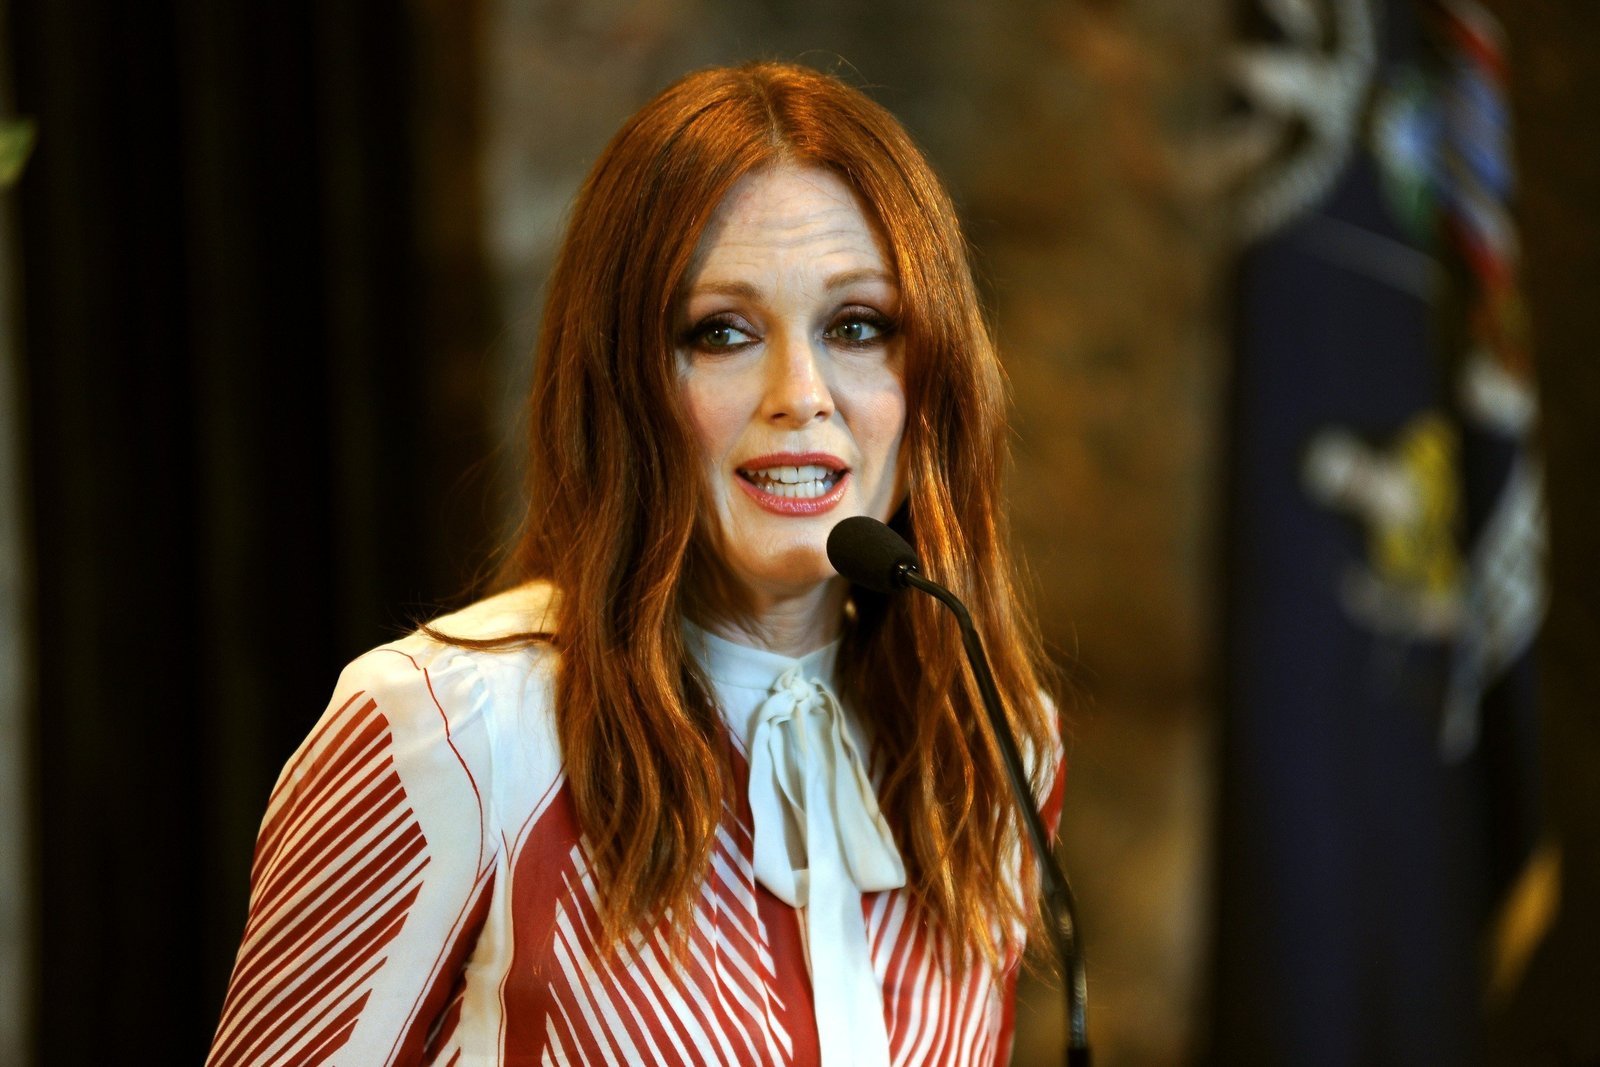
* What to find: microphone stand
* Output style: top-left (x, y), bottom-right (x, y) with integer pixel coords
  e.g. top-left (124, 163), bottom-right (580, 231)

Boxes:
top-left (897, 565), bottom-right (1091, 1067)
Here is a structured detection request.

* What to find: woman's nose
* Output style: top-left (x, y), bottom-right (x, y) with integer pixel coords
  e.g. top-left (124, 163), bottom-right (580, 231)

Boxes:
top-left (760, 331), bottom-right (833, 427)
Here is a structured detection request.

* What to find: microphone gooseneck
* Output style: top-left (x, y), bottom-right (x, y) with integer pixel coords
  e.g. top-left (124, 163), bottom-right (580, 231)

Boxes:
top-left (825, 516), bottom-right (1092, 1067)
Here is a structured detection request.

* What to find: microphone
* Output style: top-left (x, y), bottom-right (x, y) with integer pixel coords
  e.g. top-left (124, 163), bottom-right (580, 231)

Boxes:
top-left (825, 515), bottom-right (920, 593)
top-left (826, 516), bottom-right (1092, 1067)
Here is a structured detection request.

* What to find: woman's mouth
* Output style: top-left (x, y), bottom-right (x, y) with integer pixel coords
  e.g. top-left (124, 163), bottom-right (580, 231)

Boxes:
top-left (735, 455), bottom-right (850, 514)
top-left (740, 462), bottom-right (840, 498)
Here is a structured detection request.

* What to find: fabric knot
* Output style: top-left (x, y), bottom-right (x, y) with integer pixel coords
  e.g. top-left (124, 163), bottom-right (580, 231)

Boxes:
top-left (746, 667), bottom-right (905, 906)
top-left (740, 664), bottom-right (904, 1067)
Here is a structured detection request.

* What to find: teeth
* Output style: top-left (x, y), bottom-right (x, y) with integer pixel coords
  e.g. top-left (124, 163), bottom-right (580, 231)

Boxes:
top-left (773, 479), bottom-right (827, 498)
top-left (742, 463), bottom-right (839, 499)
top-left (746, 463), bottom-right (831, 484)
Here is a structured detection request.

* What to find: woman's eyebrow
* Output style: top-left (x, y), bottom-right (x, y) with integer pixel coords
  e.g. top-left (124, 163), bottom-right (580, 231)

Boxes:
top-left (685, 269), bottom-right (896, 302)
top-left (688, 280), bottom-right (763, 301)
top-left (825, 268), bottom-right (896, 291)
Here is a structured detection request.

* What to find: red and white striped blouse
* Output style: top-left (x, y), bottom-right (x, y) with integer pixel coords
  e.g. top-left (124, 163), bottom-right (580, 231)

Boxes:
top-left (207, 585), bottom-right (1063, 1066)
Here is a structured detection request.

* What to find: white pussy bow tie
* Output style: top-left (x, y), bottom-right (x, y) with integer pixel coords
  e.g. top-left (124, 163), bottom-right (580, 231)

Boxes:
top-left (745, 666), bottom-right (905, 1067)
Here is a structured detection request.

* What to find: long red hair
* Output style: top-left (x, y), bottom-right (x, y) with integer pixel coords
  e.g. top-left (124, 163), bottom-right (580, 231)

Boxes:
top-left (479, 61), bottom-right (1058, 967)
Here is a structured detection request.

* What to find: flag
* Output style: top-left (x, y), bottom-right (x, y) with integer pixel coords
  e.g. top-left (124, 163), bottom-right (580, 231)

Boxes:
top-left (1209, 0), bottom-right (1544, 1062)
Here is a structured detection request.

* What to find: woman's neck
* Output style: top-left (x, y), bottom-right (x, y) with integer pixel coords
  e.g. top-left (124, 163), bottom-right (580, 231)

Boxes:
top-left (700, 578), bottom-right (847, 658)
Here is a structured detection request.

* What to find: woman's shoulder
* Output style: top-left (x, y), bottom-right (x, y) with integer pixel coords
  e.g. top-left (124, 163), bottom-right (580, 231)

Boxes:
top-left (415, 580), bottom-right (559, 644)
top-left (278, 582), bottom-right (566, 840)
top-left (312, 583), bottom-right (556, 756)
top-left (349, 580), bottom-right (560, 701)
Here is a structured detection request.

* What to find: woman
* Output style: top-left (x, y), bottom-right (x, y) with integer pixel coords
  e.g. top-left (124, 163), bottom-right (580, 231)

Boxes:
top-left (208, 61), bottom-right (1062, 1067)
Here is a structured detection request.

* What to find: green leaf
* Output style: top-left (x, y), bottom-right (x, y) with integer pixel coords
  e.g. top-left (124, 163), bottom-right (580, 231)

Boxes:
top-left (0, 118), bottom-right (38, 188)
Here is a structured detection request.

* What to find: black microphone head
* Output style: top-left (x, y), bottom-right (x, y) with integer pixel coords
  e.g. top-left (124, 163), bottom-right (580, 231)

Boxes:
top-left (827, 516), bottom-right (920, 593)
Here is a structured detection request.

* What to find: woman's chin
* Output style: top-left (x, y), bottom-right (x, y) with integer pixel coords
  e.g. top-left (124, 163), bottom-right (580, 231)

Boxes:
top-left (727, 555), bottom-right (844, 606)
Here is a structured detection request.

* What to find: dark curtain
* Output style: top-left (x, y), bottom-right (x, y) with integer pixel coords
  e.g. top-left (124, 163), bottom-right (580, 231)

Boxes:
top-left (8, 1), bottom-right (491, 1061)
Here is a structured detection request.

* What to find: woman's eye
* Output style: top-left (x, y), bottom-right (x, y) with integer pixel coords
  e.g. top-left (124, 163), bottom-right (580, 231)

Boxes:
top-left (825, 312), bottom-right (894, 346)
top-left (688, 319), bottom-right (756, 351)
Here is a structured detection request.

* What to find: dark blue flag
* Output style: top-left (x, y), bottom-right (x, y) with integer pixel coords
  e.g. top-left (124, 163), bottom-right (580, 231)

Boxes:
top-left (1209, 0), bottom-right (1544, 1062)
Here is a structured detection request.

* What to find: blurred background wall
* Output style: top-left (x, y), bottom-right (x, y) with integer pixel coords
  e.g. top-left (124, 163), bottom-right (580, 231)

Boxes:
top-left (1, 0), bottom-right (1594, 1064)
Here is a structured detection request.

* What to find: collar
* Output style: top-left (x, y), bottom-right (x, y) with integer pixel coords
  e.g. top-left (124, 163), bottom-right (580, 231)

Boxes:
top-left (683, 618), bottom-right (841, 694)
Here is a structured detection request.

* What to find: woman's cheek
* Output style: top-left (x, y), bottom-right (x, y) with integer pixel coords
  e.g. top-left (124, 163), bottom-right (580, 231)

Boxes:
top-left (681, 377), bottom-right (730, 465)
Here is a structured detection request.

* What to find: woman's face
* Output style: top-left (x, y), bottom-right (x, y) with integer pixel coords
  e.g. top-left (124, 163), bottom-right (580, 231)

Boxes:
top-left (677, 164), bottom-right (907, 612)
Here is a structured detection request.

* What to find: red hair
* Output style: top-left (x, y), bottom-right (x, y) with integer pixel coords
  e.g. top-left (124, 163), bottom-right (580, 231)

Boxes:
top-left (475, 61), bottom-right (1058, 967)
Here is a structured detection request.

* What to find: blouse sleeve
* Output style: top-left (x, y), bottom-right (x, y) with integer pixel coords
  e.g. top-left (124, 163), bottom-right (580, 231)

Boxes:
top-left (207, 642), bottom-right (501, 1067)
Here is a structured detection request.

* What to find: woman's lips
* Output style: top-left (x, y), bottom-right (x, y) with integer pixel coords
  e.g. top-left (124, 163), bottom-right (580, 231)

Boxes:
top-left (735, 453), bottom-right (850, 515)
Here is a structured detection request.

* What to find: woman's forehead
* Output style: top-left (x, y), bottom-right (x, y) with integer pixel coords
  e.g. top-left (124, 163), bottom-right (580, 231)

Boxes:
top-left (684, 165), bottom-right (897, 292)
